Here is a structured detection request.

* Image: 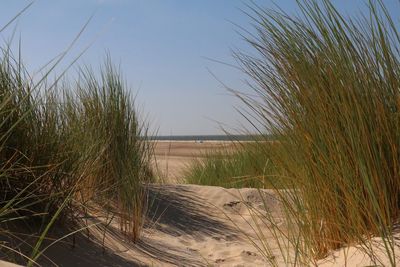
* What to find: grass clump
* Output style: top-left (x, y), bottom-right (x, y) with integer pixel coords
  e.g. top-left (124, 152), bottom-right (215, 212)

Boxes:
top-left (70, 61), bottom-right (154, 240)
top-left (233, 0), bottom-right (400, 264)
top-left (184, 142), bottom-right (277, 188)
top-left (184, 0), bottom-right (400, 265)
top-left (0, 49), bottom-right (154, 264)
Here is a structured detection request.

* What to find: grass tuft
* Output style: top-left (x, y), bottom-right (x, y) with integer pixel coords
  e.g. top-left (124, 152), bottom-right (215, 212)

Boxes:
top-left (235, 0), bottom-right (400, 264)
top-left (186, 0), bottom-right (400, 265)
top-left (0, 49), bottom-right (153, 264)
top-left (184, 142), bottom-right (277, 188)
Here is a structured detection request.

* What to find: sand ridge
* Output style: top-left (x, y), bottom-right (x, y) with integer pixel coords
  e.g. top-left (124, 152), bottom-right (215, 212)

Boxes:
top-left (3, 183), bottom-right (399, 266)
top-left (2, 184), bottom-right (275, 266)
top-left (3, 141), bottom-right (399, 266)
top-left (98, 184), bottom-right (279, 266)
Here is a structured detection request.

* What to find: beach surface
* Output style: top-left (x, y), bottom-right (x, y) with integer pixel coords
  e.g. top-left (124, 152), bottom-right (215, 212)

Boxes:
top-left (153, 141), bottom-right (235, 183)
top-left (103, 184), bottom-right (280, 266)
top-left (3, 141), bottom-right (399, 266)
top-left (12, 184), bottom-right (279, 267)
top-left (3, 181), bottom-right (399, 267)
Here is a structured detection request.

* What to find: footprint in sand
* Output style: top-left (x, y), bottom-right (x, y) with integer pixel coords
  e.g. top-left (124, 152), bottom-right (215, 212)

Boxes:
top-left (179, 239), bottom-right (191, 246)
top-left (241, 250), bottom-right (258, 257)
top-left (224, 234), bottom-right (236, 241)
top-left (212, 236), bottom-right (222, 241)
top-left (223, 200), bottom-right (241, 208)
top-left (211, 234), bottom-right (235, 242)
top-left (215, 258), bottom-right (225, 263)
top-left (240, 250), bottom-right (260, 262)
top-left (223, 200), bottom-right (252, 213)
top-left (187, 247), bottom-right (198, 252)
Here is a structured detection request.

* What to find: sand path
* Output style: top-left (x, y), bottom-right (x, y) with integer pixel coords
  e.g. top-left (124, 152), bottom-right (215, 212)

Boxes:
top-left (90, 184), bottom-right (279, 266)
top-left (24, 184), bottom-right (279, 266)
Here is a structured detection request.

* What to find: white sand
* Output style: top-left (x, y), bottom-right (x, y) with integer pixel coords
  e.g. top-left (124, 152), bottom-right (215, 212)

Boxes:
top-left (317, 235), bottom-right (400, 266)
top-left (3, 183), bottom-right (400, 266)
top-left (0, 260), bottom-right (21, 267)
top-left (3, 141), bottom-right (400, 266)
top-left (92, 184), bottom-right (281, 266)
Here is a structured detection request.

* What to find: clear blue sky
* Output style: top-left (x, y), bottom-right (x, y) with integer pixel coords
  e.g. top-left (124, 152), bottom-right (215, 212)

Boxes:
top-left (0, 1), bottom-right (398, 135)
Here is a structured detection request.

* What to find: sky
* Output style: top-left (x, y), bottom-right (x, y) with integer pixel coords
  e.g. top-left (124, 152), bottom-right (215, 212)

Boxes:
top-left (0, 0), bottom-right (398, 135)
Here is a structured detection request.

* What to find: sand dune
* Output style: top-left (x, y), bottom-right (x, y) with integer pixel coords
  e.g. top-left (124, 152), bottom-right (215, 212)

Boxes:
top-left (3, 142), bottom-right (399, 266)
top-left (8, 184), bottom-right (278, 266)
top-left (3, 183), bottom-right (399, 266)
top-left (88, 184), bottom-right (278, 266)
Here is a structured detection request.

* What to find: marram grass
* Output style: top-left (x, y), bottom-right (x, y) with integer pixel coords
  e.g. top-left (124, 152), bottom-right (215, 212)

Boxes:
top-left (184, 142), bottom-right (278, 188)
top-left (0, 50), bottom-right (154, 264)
top-left (185, 0), bottom-right (400, 265)
top-left (236, 0), bottom-right (400, 265)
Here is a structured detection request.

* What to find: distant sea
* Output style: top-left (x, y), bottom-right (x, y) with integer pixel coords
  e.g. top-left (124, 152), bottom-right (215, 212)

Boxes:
top-left (150, 135), bottom-right (266, 141)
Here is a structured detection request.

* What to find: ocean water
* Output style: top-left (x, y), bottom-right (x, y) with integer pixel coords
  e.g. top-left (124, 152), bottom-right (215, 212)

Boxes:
top-left (150, 135), bottom-right (260, 141)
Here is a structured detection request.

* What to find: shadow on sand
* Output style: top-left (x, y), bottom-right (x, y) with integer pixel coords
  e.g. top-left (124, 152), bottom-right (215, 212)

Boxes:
top-left (0, 224), bottom-right (143, 267)
top-left (146, 184), bottom-right (237, 237)
top-left (1, 184), bottom-right (239, 266)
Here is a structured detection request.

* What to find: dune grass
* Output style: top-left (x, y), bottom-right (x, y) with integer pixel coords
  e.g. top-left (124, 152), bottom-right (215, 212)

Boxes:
top-left (184, 142), bottom-right (277, 188)
top-left (0, 47), bottom-right (154, 264)
top-left (234, 0), bottom-right (400, 265)
top-left (70, 61), bottom-right (154, 240)
top-left (184, 0), bottom-right (400, 265)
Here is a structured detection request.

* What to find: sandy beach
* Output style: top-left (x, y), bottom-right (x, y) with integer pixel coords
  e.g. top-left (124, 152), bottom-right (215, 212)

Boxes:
top-left (16, 184), bottom-right (396, 267)
top-left (2, 141), bottom-right (399, 266)
top-left (153, 141), bottom-right (235, 183)
top-left (19, 184), bottom-right (279, 267)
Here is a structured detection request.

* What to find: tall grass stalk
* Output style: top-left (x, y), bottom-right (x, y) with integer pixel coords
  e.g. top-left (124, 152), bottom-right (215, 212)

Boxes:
top-left (0, 48), bottom-right (153, 264)
top-left (235, 0), bottom-right (400, 264)
top-left (70, 60), bottom-right (154, 240)
top-left (184, 142), bottom-right (277, 188)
